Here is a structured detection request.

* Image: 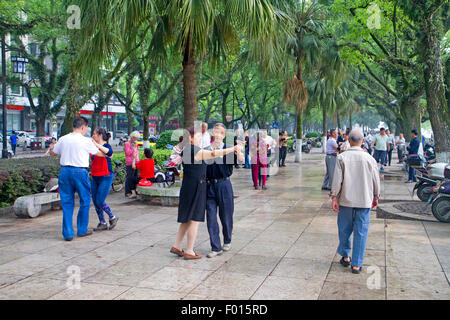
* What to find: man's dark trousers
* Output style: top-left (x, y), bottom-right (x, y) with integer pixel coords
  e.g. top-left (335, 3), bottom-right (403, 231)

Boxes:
top-left (206, 179), bottom-right (234, 252)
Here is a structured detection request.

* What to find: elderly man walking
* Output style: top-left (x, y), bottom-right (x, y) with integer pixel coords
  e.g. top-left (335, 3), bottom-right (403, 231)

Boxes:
top-left (330, 129), bottom-right (380, 274)
top-left (322, 129), bottom-right (339, 190)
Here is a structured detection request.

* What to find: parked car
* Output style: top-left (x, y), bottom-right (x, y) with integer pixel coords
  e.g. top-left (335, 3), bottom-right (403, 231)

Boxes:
top-left (16, 131), bottom-right (34, 148)
top-left (114, 131), bottom-right (128, 139)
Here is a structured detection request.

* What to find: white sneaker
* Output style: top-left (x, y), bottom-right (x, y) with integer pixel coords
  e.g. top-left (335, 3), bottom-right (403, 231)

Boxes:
top-left (206, 250), bottom-right (223, 258)
top-left (222, 243), bottom-right (231, 251)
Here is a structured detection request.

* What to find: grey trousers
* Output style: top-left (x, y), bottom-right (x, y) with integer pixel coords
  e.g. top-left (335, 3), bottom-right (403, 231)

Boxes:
top-left (322, 154), bottom-right (336, 189)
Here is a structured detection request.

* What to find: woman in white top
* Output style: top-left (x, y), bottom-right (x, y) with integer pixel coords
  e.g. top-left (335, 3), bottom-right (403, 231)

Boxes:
top-left (396, 133), bottom-right (406, 163)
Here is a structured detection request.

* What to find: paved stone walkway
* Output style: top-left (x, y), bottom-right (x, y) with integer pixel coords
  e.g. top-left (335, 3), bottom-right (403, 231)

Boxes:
top-left (0, 149), bottom-right (449, 300)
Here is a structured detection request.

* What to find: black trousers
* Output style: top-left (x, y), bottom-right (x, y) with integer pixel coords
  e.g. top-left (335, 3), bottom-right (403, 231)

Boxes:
top-left (125, 165), bottom-right (138, 195)
top-left (279, 146), bottom-right (287, 166)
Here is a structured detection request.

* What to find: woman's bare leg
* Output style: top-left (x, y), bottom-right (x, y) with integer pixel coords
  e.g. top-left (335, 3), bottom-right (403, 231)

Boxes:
top-left (185, 221), bottom-right (200, 255)
top-left (174, 222), bottom-right (189, 250)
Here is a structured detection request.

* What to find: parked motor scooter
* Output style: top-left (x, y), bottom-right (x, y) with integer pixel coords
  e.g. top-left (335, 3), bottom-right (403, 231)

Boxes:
top-left (428, 179), bottom-right (450, 223)
top-left (119, 136), bottom-right (129, 146)
top-left (413, 162), bottom-right (448, 202)
top-left (302, 141), bottom-right (311, 153)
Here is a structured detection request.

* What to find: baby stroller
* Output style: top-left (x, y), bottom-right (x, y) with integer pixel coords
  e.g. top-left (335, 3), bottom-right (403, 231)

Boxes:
top-left (159, 144), bottom-right (183, 188)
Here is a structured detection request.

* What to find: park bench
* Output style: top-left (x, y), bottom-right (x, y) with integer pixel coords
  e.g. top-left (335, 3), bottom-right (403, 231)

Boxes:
top-left (14, 178), bottom-right (60, 218)
top-left (14, 192), bottom-right (61, 218)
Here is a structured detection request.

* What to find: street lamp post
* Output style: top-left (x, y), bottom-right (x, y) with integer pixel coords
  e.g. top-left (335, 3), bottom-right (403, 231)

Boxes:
top-left (1, 34), bottom-right (8, 159)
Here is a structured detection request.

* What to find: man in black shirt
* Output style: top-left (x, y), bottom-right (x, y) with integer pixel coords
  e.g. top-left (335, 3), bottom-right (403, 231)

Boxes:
top-left (205, 123), bottom-right (244, 258)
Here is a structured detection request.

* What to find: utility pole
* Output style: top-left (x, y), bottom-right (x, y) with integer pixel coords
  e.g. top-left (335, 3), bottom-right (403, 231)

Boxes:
top-left (1, 34), bottom-right (8, 159)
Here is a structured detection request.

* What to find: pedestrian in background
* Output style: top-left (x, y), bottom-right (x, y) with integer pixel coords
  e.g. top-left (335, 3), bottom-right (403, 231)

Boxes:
top-left (124, 131), bottom-right (140, 198)
top-left (279, 130), bottom-right (292, 167)
top-left (406, 129), bottom-right (420, 183)
top-left (9, 131), bottom-right (18, 155)
top-left (244, 130), bottom-right (251, 169)
top-left (51, 116), bottom-right (104, 241)
top-left (250, 131), bottom-right (269, 190)
top-left (331, 129), bottom-right (380, 274)
top-left (372, 128), bottom-right (389, 171)
top-left (45, 137), bottom-right (57, 156)
top-left (200, 122), bottom-right (211, 149)
top-left (90, 128), bottom-right (119, 231)
top-left (386, 129), bottom-right (395, 166)
top-left (322, 129), bottom-right (338, 191)
top-left (396, 133), bottom-right (406, 163)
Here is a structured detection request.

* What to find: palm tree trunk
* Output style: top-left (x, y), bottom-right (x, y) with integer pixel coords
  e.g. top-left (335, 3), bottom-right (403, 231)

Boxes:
top-left (322, 105), bottom-right (327, 153)
top-left (182, 34), bottom-right (197, 129)
top-left (349, 112), bottom-right (352, 129)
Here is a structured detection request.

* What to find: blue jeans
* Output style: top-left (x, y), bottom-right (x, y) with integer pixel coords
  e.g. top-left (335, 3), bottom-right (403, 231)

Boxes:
top-left (337, 206), bottom-right (371, 267)
top-left (244, 151), bottom-right (251, 168)
top-left (206, 179), bottom-right (234, 252)
top-left (58, 166), bottom-right (91, 239)
top-left (373, 149), bottom-right (387, 165)
top-left (408, 166), bottom-right (417, 182)
top-left (91, 174), bottom-right (115, 223)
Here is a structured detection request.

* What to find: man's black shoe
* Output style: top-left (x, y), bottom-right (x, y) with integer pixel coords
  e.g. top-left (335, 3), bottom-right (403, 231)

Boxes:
top-left (109, 217), bottom-right (119, 230)
top-left (78, 231), bottom-right (93, 237)
top-left (64, 238), bottom-right (73, 242)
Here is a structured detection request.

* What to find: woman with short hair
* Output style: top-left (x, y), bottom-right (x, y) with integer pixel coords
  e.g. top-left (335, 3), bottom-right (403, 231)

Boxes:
top-left (124, 131), bottom-right (140, 198)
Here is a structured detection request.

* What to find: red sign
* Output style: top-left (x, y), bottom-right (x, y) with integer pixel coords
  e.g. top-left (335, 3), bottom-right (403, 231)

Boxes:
top-left (6, 105), bottom-right (24, 110)
top-left (79, 110), bottom-right (116, 116)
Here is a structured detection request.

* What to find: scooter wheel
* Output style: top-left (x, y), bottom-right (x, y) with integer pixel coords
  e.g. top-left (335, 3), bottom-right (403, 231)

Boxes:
top-left (432, 196), bottom-right (450, 223)
top-left (417, 184), bottom-right (433, 202)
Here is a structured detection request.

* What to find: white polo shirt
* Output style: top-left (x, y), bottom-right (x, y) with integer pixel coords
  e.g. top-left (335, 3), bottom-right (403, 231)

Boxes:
top-left (53, 132), bottom-right (99, 168)
top-left (200, 132), bottom-right (211, 149)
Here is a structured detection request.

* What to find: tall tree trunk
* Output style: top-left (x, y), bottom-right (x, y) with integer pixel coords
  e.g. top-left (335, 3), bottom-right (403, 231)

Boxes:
top-left (399, 95), bottom-right (421, 143)
top-left (336, 113), bottom-right (341, 130)
top-left (421, 15), bottom-right (450, 162)
top-left (91, 111), bottom-right (99, 135)
top-left (35, 114), bottom-right (46, 137)
top-left (182, 34), bottom-right (197, 129)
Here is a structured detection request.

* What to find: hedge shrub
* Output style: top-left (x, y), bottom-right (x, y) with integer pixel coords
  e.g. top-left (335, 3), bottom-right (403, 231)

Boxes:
top-left (305, 131), bottom-right (322, 138)
top-left (0, 157), bottom-right (60, 207)
top-left (155, 130), bottom-right (183, 149)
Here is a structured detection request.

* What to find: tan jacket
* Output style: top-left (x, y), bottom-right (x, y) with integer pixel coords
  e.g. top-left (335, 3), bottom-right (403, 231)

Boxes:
top-left (331, 146), bottom-right (380, 208)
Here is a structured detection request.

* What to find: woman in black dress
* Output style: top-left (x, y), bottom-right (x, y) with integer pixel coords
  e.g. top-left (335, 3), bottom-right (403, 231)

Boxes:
top-left (170, 127), bottom-right (240, 260)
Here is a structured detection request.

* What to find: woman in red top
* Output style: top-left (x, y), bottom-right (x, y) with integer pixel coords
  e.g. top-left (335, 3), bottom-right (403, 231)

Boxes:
top-left (91, 128), bottom-right (119, 231)
top-left (135, 148), bottom-right (155, 182)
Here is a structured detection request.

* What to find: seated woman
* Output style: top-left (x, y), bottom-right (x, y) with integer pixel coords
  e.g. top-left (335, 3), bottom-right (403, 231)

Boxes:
top-left (135, 148), bottom-right (155, 182)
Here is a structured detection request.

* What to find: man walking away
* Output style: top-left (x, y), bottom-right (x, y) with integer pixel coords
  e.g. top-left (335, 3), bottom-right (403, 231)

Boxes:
top-left (406, 129), bottom-right (420, 183)
top-left (9, 131), bottom-right (18, 155)
top-left (51, 116), bottom-right (106, 241)
top-left (372, 128), bottom-right (389, 171)
top-left (205, 123), bottom-right (244, 258)
top-left (396, 133), bottom-right (405, 163)
top-left (322, 129), bottom-right (338, 191)
top-left (331, 129), bottom-right (380, 274)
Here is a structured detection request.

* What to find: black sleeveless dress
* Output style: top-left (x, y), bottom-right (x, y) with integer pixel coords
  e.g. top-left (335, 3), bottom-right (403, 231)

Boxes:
top-left (177, 145), bottom-right (207, 223)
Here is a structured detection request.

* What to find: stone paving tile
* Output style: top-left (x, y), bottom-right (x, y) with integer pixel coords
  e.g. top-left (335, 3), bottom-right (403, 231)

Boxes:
top-left (239, 239), bottom-right (292, 258)
top-left (0, 277), bottom-right (67, 300)
top-left (319, 281), bottom-right (386, 300)
top-left (48, 283), bottom-right (130, 300)
top-left (190, 270), bottom-right (266, 299)
top-left (0, 249), bottom-right (26, 265)
top-left (0, 273), bottom-right (28, 289)
top-left (217, 254), bottom-right (279, 276)
top-left (251, 276), bottom-right (323, 300)
top-left (115, 287), bottom-right (186, 300)
top-left (271, 257), bottom-right (331, 282)
top-left (386, 267), bottom-right (450, 299)
top-left (137, 266), bottom-right (212, 293)
top-left (285, 243), bottom-right (337, 262)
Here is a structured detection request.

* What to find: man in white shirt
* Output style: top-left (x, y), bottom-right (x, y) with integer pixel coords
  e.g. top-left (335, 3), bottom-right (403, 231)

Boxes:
top-left (200, 122), bottom-right (211, 149)
top-left (51, 116), bottom-right (105, 241)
